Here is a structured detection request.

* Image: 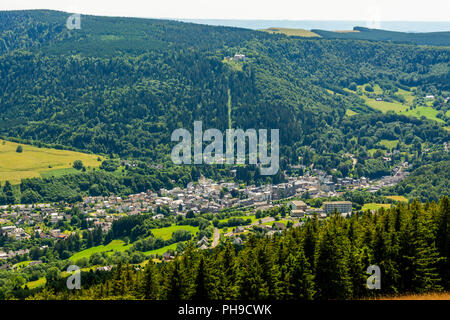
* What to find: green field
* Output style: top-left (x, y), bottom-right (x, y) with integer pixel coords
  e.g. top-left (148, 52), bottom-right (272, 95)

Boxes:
top-left (386, 195), bottom-right (408, 202)
top-left (0, 139), bottom-right (103, 184)
top-left (378, 139), bottom-right (399, 149)
top-left (353, 84), bottom-right (447, 125)
top-left (150, 225), bottom-right (199, 240)
top-left (362, 203), bottom-right (392, 211)
top-left (24, 277), bottom-right (46, 289)
top-left (143, 242), bottom-right (179, 256)
top-left (345, 109), bottom-right (358, 116)
top-left (403, 106), bottom-right (445, 123)
top-left (217, 215), bottom-right (258, 227)
top-left (362, 95), bottom-right (407, 113)
top-left (23, 266), bottom-right (97, 289)
top-left (260, 27), bottom-right (320, 38)
top-left (69, 240), bottom-right (132, 262)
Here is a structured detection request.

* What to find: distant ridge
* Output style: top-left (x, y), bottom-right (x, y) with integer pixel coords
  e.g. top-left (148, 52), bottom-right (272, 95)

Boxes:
top-left (312, 26), bottom-right (450, 46)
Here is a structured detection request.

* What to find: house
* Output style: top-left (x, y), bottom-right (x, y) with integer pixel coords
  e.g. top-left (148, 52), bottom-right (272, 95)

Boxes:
top-left (50, 229), bottom-right (61, 238)
top-left (232, 237), bottom-right (243, 245)
top-left (289, 200), bottom-right (307, 217)
top-left (233, 53), bottom-right (246, 61)
top-left (96, 265), bottom-right (113, 272)
top-left (197, 236), bottom-right (209, 247)
top-left (289, 200), bottom-right (307, 211)
top-left (272, 222), bottom-right (286, 230)
top-left (323, 201), bottom-right (352, 214)
top-left (162, 251), bottom-right (174, 261)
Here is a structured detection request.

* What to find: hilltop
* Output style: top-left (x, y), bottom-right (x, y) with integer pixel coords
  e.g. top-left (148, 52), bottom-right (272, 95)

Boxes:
top-left (312, 26), bottom-right (450, 46)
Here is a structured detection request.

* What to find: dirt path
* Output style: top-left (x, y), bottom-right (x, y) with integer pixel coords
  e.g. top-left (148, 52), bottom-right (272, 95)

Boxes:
top-left (212, 228), bottom-right (220, 248)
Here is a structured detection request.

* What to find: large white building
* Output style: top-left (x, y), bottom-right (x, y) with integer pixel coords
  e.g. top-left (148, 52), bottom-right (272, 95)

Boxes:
top-left (323, 201), bottom-right (352, 214)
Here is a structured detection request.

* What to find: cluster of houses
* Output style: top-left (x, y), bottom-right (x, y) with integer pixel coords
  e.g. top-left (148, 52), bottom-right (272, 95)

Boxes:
top-left (0, 164), bottom-right (412, 261)
top-left (368, 162), bottom-right (410, 193)
top-left (224, 53), bottom-right (248, 61)
top-left (0, 246), bottom-right (47, 261)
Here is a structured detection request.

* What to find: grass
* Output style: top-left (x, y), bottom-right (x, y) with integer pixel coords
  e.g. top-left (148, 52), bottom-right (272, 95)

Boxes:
top-left (24, 277), bottom-right (46, 289)
top-left (40, 167), bottom-right (80, 179)
top-left (0, 139), bottom-right (103, 184)
top-left (374, 292), bottom-right (450, 300)
top-left (378, 139), bottom-right (399, 149)
top-left (354, 84), bottom-right (447, 125)
top-left (260, 27), bottom-right (320, 38)
top-left (362, 203), bottom-right (392, 211)
top-left (217, 215), bottom-right (258, 227)
top-left (361, 95), bottom-right (407, 113)
top-left (150, 225), bottom-right (199, 240)
top-left (345, 109), bottom-right (358, 116)
top-left (403, 106), bottom-right (445, 123)
top-left (223, 59), bottom-right (243, 71)
top-left (367, 148), bottom-right (380, 156)
top-left (397, 88), bottom-right (415, 104)
top-left (23, 266), bottom-right (98, 289)
top-left (143, 242), bottom-right (178, 256)
top-left (386, 195), bottom-right (408, 202)
top-left (12, 260), bottom-right (33, 269)
top-left (69, 240), bottom-right (132, 262)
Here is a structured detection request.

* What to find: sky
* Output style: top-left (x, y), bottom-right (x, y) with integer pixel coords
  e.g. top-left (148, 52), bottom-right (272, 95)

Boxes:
top-left (0, 0), bottom-right (449, 22)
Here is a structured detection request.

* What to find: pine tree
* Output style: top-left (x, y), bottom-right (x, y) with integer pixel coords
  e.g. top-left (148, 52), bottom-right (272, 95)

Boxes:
top-left (164, 259), bottom-right (184, 300)
top-left (283, 246), bottom-right (315, 300)
top-left (142, 262), bottom-right (160, 299)
top-left (315, 216), bottom-right (353, 299)
top-left (2, 181), bottom-right (15, 204)
top-left (436, 197), bottom-right (449, 287)
top-left (193, 256), bottom-right (208, 300)
top-left (216, 242), bottom-right (237, 299)
top-left (410, 202), bottom-right (443, 292)
top-left (303, 215), bottom-right (319, 272)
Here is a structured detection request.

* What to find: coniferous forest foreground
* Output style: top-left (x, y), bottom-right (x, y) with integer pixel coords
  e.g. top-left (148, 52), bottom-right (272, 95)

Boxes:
top-left (23, 198), bottom-right (449, 300)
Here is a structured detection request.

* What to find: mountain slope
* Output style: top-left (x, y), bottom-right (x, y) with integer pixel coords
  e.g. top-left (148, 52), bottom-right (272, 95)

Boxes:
top-left (0, 10), bottom-right (448, 179)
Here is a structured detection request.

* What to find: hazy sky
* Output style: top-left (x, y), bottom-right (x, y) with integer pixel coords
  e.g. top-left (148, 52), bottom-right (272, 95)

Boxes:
top-left (1, 0), bottom-right (449, 21)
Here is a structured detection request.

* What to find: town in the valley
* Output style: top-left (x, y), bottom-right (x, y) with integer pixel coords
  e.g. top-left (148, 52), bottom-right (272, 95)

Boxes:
top-left (0, 161), bottom-right (410, 262)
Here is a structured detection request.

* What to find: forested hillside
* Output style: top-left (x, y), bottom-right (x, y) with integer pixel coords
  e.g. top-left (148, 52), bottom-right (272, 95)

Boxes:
top-left (312, 26), bottom-right (450, 46)
top-left (0, 10), bottom-right (448, 201)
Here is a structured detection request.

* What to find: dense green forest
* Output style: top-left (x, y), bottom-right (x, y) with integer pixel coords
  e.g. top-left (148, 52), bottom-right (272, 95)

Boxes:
top-left (384, 160), bottom-right (450, 202)
top-left (312, 26), bottom-right (450, 46)
top-left (15, 198), bottom-right (448, 300)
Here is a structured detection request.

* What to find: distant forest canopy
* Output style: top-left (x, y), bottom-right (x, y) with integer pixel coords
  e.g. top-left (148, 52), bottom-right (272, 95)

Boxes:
top-left (312, 26), bottom-right (450, 46)
top-left (19, 198), bottom-right (450, 300)
top-left (0, 10), bottom-right (448, 202)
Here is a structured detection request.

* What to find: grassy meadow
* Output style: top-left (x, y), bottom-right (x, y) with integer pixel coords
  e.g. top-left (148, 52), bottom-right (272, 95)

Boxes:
top-left (260, 28), bottom-right (320, 37)
top-left (362, 203), bottom-right (392, 211)
top-left (69, 240), bottom-right (132, 262)
top-left (150, 225), bottom-right (199, 240)
top-left (0, 139), bottom-right (103, 184)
